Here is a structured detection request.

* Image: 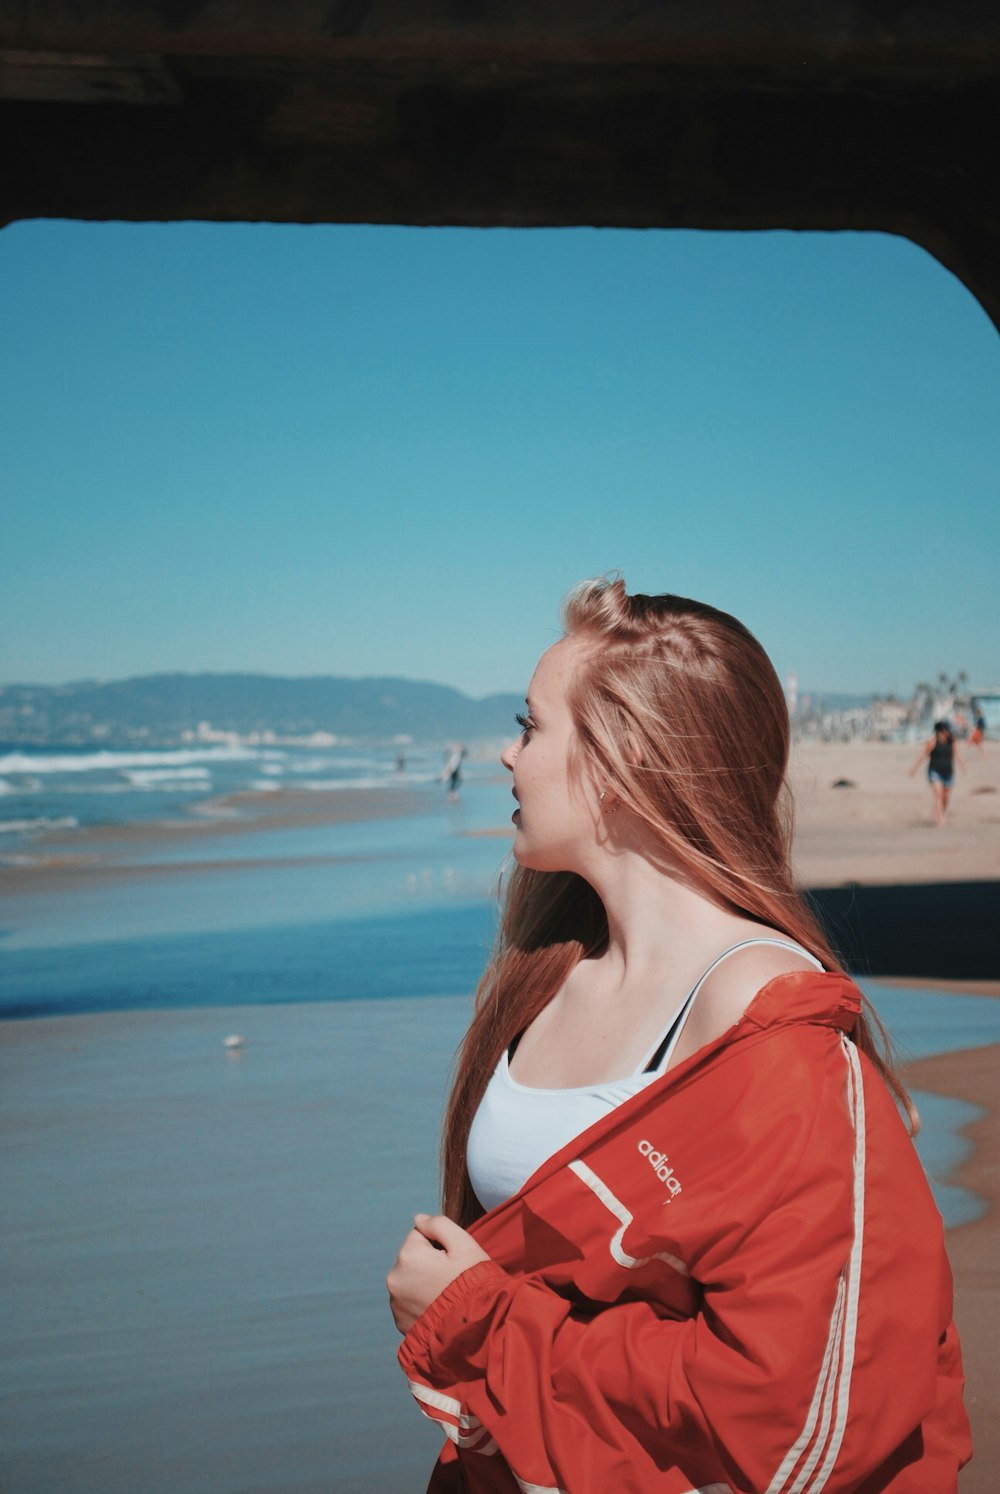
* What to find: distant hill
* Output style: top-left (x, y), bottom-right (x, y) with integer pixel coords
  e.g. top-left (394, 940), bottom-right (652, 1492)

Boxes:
top-left (0, 674), bottom-right (525, 748)
top-left (0, 673), bottom-right (876, 749)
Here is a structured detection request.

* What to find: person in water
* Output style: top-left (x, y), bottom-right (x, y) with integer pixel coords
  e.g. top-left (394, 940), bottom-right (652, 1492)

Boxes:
top-left (388, 577), bottom-right (970, 1493)
top-left (441, 744), bottom-right (467, 800)
top-left (910, 719), bottom-right (965, 826)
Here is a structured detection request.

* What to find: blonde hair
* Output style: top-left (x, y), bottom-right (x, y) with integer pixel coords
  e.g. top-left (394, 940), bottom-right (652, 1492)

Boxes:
top-left (442, 576), bottom-right (910, 1223)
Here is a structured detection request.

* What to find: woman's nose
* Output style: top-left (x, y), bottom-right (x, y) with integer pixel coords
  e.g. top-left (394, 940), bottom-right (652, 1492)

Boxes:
top-left (500, 740), bottom-right (518, 772)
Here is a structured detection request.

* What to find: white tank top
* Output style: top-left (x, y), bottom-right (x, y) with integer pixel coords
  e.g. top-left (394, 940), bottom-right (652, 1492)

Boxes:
top-left (466, 939), bottom-right (823, 1214)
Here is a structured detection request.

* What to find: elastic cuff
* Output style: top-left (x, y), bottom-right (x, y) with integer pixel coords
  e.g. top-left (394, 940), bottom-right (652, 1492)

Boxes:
top-left (399, 1259), bottom-right (509, 1376)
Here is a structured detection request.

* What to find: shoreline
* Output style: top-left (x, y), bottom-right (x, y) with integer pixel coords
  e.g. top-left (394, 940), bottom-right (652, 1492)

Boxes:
top-left (0, 783), bottom-right (443, 894)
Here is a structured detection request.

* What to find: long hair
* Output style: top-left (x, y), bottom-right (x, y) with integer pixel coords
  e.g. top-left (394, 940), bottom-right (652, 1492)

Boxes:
top-left (442, 576), bottom-right (911, 1224)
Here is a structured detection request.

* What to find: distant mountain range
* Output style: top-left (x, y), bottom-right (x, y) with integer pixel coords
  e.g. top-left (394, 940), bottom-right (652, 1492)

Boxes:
top-left (0, 673), bottom-right (874, 749)
top-left (0, 673), bottom-right (526, 747)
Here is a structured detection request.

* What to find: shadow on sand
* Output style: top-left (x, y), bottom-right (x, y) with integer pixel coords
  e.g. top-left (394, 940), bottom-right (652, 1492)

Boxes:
top-left (806, 881), bottom-right (998, 981)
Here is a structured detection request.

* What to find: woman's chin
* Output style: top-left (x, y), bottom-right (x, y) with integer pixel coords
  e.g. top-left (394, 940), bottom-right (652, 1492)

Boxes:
top-left (511, 839), bottom-right (575, 875)
top-left (511, 835), bottom-right (542, 870)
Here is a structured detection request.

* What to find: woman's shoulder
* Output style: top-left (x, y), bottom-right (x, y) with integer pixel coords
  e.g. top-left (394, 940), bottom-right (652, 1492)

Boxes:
top-left (703, 933), bottom-right (820, 996)
top-left (670, 933), bottom-right (822, 1065)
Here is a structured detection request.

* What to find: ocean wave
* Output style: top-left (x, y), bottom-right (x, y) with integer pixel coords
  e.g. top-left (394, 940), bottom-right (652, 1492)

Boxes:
top-left (123, 767), bottom-right (212, 786)
top-left (0, 779), bottom-right (11, 795)
top-left (298, 776), bottom-right (396, 791)
top-left (0, 816), bottom-right (79, 835)
top-left (0, 748), bottom-right (262, 775)
top-left (287, 755), bottom-right (388, 774)
top-left (43, 782), bottom-right (137, 795)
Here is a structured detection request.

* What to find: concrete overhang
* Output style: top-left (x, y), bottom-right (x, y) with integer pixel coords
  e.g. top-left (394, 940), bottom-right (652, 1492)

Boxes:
top-left (2, 3), bottom-right (999, 329)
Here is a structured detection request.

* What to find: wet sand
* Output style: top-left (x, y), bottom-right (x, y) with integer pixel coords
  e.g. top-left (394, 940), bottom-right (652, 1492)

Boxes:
top-left (0, 784), bottom-right (443, 891)
top-left (902, 1041), bottom-right (1000, 1492)
top-left (0, 997), bottom-right (469, 1494)
top-left (2, 993), bottom-right (994, 1493)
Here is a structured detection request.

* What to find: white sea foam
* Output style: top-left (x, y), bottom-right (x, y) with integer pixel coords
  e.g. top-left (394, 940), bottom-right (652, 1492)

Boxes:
top-left (298, 776), bottom-right (391, 791)
top-left (288, 756), bottom-right (378, 774)
top-left (0, 816), bottom-right (79, 835)
top-left (0, 748), bottom-right (259, 775)
top-left (49, 783), bottom-right (136, 795)
top-left (124, 767), bottom-right (212, 787)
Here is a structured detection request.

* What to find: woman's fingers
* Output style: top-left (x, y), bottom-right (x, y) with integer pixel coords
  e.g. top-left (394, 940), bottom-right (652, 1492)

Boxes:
top-left (412, 1213), bottom-right (491, 1270)
top-left (412, 1213), bottom-right (467, 1250)
top-left (387, 1215), bottom-right (493, 1337)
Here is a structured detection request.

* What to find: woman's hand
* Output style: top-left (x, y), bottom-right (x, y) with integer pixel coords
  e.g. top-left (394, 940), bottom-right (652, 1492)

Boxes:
top-left (387, 1213), bottom-right (490, 1335)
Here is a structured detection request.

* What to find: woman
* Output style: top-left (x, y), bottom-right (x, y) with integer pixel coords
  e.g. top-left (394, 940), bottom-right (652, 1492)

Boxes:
top-left (388, 579), bottom-right (970, 1493)
top-left (910, 720), bottom-right (964, 826)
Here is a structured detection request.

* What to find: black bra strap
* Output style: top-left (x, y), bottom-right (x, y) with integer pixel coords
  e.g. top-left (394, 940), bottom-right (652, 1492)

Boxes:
top-left (643, 1014), bottom-right (682, 1074)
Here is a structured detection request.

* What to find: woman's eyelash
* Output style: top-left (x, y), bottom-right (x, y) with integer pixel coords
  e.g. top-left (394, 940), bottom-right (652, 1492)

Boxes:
top-left (515, 712), bottom-right (533, 732)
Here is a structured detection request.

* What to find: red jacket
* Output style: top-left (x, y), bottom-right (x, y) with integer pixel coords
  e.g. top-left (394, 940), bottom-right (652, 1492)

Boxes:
top-left (399, 972), bottom-right (970, 1493)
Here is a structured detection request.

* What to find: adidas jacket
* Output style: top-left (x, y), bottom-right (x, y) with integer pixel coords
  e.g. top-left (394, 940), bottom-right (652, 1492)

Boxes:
top-left (398, 972), bottom-right (971, 1492)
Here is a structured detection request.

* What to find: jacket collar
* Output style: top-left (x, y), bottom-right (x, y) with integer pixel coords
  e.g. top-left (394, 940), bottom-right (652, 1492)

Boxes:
top-left (741, 969), bottom-right (861, 1034)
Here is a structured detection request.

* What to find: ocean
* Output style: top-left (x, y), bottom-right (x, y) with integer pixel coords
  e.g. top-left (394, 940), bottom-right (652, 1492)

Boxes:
top-left (0, 739), bottom-right (454, 845)
top-left (0, 743), bottom-right (509, 1017)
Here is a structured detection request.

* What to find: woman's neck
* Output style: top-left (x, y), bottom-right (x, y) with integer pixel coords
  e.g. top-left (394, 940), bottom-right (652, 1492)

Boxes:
top-left (579, 838), bottom-right (752, 987)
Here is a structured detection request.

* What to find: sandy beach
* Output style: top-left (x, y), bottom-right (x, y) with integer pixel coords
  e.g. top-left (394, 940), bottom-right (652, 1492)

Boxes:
top-left (788, 740), bottom-right (1000, 888)
top-left (2, 740), bottom-right (997, 1490)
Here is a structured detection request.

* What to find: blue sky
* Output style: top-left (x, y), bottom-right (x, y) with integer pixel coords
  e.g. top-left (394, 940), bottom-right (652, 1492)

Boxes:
top-left (2, 220), bottom-right (997, 699)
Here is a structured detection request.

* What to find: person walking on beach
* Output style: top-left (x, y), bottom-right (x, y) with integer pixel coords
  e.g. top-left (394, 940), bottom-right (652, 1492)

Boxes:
top-left (388, 577), bottom-right (970, 1493)
top-left (910, 719), bottom-right (965, 826)
top-left (968, 707), bottom-right (986, 755)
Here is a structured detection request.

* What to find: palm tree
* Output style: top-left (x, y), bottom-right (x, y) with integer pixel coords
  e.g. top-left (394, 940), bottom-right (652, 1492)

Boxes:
top-left (914, 682), bottom-right (934, 720)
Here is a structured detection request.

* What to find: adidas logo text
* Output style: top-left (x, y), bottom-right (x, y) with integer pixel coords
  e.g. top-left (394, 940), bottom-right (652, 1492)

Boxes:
top-left (638, 1138), bottom-right (683, 1201)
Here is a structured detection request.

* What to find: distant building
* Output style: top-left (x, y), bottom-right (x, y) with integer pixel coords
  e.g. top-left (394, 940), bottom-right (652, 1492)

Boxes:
top-left (870, 699), bottom-right (910, 737)
top-left (785, 672), bottom-right (798, 717)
